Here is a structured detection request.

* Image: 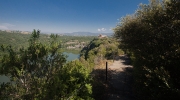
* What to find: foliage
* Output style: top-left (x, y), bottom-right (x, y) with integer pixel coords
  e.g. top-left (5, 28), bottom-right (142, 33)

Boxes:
top-left (114, 0), bottom-right (180, 99)
top-left (79, 37), bottom-right (123, 99)
top-left (0, 29), bottom-right (93, 99)
top-left (80, 37), bottom-right (123, 70)
top-left (53, 60), bottom-right (93, 100)
top-left (0, 30), bottom-right (96, 57)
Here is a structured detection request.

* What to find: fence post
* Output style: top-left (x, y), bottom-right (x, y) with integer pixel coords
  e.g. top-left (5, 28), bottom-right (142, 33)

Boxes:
top-left (106, 62), bottom-right (108, 81)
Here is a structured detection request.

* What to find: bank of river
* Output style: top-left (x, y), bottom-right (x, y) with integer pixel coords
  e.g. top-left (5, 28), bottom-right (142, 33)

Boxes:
top-left (0, 52), bottom-right (80, 83)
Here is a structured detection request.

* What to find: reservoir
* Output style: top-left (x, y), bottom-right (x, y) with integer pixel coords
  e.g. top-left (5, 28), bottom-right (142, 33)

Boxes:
top-left (63, 52), bottom-right (79, 62)
top-left (0, 52), bottom-right (80, 83)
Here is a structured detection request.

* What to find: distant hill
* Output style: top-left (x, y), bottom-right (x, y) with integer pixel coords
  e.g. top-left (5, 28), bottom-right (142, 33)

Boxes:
top-left (0, 30), bottom-right (113, 36)
top-left (59, 32), bottom-right (113, 36)
top-left (0, 30), bottom-right (96, 50)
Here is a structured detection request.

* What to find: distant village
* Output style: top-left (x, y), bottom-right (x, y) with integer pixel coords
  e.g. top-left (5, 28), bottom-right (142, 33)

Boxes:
top-left (65, 40), bottom-right (86, 49)
top-left (65, 34), bottom-right (108, 49)
top-left (1, 30), bottom-right (31, 34)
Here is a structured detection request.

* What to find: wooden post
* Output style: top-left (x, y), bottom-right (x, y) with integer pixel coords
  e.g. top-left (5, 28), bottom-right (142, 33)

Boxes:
top-left (106, 62), bottom-right (108, 81)
top-left (113, 54), bottom-right (114, 62)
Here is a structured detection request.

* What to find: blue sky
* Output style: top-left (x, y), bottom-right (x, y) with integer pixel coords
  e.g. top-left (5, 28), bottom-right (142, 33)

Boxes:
top-left (0, 0), bottom-right (149, 33)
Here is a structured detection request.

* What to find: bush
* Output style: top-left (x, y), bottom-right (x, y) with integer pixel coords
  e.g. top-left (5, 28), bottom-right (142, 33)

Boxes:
top-left (0, 29), bottom-right (93, 99)
top-left (114, 0), bottom-right (180, 99)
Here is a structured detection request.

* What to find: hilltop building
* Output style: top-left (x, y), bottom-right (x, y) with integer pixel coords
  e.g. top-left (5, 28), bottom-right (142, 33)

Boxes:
top-left (98, 34), bottom-right (107, 38)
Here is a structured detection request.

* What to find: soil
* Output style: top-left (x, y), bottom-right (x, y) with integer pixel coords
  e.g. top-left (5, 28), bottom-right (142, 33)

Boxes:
top-left (107, 55), bottom-right (135, 100)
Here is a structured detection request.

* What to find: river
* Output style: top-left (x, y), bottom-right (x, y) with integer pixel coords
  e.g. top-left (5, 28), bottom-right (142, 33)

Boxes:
top-left (0, 52), bottom-right (80, 83)
top-left (63, 52), bottom-right (79, 61)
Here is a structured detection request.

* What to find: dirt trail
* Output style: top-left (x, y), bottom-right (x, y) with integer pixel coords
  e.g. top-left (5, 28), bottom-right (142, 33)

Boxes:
top-left (107, 55), bottom-right (134, 100)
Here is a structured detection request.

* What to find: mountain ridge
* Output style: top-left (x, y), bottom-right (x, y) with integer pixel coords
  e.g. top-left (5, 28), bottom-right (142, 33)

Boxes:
top-left (0, 30), bottom-right (113, 36)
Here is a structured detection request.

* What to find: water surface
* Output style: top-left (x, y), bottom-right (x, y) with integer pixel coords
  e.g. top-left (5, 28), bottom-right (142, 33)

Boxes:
top-left (63, 52), bottom-right (79, 61)
top-left (0, 52), bottom-right (79, 83)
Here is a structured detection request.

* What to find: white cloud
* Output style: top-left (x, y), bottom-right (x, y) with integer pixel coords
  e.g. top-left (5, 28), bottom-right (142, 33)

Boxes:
top-left (2, 23), bottom-right (14, 27)
top-left (98, 28), bottom-right (106, 32)
top-left (98, 29), bottom-right (101, 31)
top-left (0, 23), bottom-right (15, 30)
top-left (0, 26), bottom-right (8, 30)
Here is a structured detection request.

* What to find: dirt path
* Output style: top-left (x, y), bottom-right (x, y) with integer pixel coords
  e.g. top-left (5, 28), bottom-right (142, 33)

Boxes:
top-left (107, 55), bottom-right (134, 100)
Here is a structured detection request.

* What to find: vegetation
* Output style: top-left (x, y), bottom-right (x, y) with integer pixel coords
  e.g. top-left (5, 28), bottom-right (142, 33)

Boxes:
top-left (80, 37), bottom-right (123, 70)
top-left (2, 0), bottom-right (180, 99)
top-left (79, 37), bottom-right (123, 99)
top-left (114, 0), bottom-right (180, 99)
top-left (0, 30), bottom-right (93, 99)
top-left (0, 30), bottom-right (96, 56)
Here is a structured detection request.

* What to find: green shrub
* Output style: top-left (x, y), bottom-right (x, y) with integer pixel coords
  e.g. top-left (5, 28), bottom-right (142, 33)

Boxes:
top-left (114, 0), bottom-right (180, 99)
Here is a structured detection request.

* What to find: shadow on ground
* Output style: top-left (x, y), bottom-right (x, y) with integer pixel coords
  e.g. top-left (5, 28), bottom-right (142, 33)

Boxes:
top-left (119, 55), bottom-right (132, 65)
top-left (91, 68), bottom-right (110, 100)
top-left (107, 67), bottom-right (134, 100)
top-left (92, 55), bottom-right (135, 100)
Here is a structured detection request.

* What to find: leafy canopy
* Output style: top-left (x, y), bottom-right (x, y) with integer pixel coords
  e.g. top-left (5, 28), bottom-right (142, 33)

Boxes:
top-left (0, 29), bottom-right (93, 100)
top-left (114, 0), bottom-right (180, 99)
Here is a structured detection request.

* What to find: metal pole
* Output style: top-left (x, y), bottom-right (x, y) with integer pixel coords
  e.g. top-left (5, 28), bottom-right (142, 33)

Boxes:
top-left (106, 62), bottom-right (108, 81)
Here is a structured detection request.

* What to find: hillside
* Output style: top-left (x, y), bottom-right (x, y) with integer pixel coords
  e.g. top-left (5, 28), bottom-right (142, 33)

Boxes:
top-left (0, 30), bottom-right (96, 52)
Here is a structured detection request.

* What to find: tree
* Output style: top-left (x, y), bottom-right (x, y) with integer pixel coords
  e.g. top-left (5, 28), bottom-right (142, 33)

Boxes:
top-left (114, 0), bottom-right (180, 99)
top-left (52, 60), bottom-right (93, 100)
top-left (0, 29), bottom-right (93, 99)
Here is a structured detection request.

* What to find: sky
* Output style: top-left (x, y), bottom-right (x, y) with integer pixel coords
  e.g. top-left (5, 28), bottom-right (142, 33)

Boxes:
top-left (0, 0), bottom-right (149, 33)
